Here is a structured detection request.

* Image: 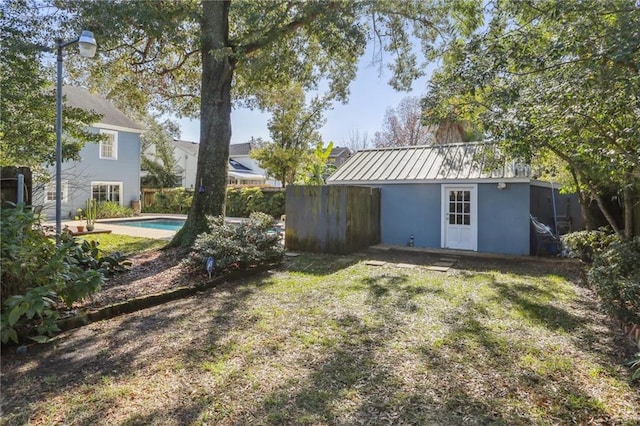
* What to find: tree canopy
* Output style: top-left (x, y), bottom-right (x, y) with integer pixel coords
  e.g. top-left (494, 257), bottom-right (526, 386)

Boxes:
top-left (140, 116), bottom-right (180, 189)
top-left (250, 84), bottom-right (326, 187)
top-left (373, 96), bottom-right (435, 147)
top-left (422, 0), bottom-right (640, 237)
top-left (1, 1), bottom-right (102, 174)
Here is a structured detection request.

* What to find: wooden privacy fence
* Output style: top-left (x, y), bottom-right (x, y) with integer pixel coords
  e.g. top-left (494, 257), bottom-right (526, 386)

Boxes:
top-left (285, 185), bottom-right (380, 254)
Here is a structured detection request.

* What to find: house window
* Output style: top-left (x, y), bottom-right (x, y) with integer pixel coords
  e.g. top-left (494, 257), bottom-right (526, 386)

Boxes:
top-left (99, 130), bottom-right (118, 160)
top-left (92, 182), bottom-right (122, 204)
top-left (45, 180), bottom-right (68, 202)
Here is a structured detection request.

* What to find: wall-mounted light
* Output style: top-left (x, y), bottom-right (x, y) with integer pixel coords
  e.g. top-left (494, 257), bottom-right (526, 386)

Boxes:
top-left (497, 182), bottom-right (507, 190)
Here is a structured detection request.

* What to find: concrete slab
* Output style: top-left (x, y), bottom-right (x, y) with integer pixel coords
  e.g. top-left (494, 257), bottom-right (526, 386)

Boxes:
top-left (395, 263), bottom-right (417, 269)
top-left (365, 260), bottom-right (387, 266)
top-left (433, 261), bottom-right (455, 268)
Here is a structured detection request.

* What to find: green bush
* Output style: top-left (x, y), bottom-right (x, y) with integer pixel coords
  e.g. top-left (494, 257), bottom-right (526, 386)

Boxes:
top-left (225, 187), bottom-right (285, 218)
top-left (144, 188), bottom-right (193, 214)
top-left (562, 229), bottom-right (621, 263)
top-left (0, 205), bottom-right (130, 344)
top-left (96, 201), bottom-right (134, 219)
top-left (587, 237), bottom-right (640, 325)
top-left (185, 212), bottom-right (284, 272)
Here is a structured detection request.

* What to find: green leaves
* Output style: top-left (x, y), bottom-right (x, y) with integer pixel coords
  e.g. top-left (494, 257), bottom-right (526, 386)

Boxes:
top-left (0, 1), bottom-right (105, 169)
top-left (423, 0), bottom-right (640, 236)
top-left (0, 205), bottom-right (130, 343)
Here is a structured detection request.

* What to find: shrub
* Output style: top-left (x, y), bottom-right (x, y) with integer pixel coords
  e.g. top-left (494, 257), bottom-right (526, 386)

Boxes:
top-left (185, 212), bottom-right (284, 272)
top-left (587, 237), bottom-right (640, 325)
top-left (96, 201), bottom-right (134, 219)
top-left (225, 187), bottom-right (285, 218)
top-left (562, 229), bottom-right (620, 263)
top-left (626, 353), bottom-right (640, 381)
top-left (0, 205), bottom-right (130, 343)
top-left (144, 188), bottom-right (193, 214)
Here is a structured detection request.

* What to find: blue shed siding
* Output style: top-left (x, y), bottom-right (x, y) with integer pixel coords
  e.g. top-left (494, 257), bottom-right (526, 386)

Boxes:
top-left (378, 182), bottom-right (531, 256)
top-left (380, 184), bottom-right (441, 247)
top-left (477, 183), bottom-right (530, 255)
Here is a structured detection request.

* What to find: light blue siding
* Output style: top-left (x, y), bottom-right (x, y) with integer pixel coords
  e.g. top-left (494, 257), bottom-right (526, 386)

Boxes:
top-left (477, 183), bottom-right (530, 255)
top-left (80, 130), bottom-right (141, 205)
top-left (378, 182), bottom-right (531, 255)
top-left (380, 184), bottom-right (441, 247)
top-left (39, 128), bottom-right (141, 220)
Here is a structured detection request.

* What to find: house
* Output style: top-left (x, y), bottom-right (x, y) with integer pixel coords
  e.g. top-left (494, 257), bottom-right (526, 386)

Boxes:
top-left (328, 146), bottom-right (352, 167)
top-left (171, 140), bottom-right (199, 188)
top-left (35, 86), bottom-right (144, 220)
top-left (326, 141), bottom-right (582, 256)
top-left (229, 142), bottom-right (281, 187)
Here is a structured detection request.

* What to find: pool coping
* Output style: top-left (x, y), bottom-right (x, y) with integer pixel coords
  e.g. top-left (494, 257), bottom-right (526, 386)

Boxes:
top-left (45, 214), bottom-right (187, 240)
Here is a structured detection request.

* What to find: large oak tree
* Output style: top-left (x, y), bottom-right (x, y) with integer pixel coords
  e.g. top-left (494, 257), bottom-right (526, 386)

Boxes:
top-left (59, 0), bottom-right (468, 246)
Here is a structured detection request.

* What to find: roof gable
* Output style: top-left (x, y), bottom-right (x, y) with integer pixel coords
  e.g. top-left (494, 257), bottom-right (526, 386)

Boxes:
top-left (327, 142), bottom-right (531, 184)
top-left (229, 142), bottom-right (252, 156)
top-left (173, 139), bottom-right (200, 157)
top-left (63, 86), bottom-right (143, 133)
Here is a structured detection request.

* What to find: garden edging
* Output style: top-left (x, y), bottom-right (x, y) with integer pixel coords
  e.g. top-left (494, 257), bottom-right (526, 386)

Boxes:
top-left (55, 264), bottom-right (274, 334)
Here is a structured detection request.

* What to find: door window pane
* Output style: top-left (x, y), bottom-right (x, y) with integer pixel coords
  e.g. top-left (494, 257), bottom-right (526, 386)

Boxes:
top-left (448, 189), bottom-right (472, 227)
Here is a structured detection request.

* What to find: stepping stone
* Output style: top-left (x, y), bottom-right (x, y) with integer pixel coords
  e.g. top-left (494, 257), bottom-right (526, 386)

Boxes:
top-left (365, 260), bottom-right (387, 266)
top-left (433, 261), bottom-right (455, 268)
top-left (285, 252), bottom-right (301, 257)
top-left (395, 263), bottom-right (417, 269)
top-left (427, 265), bottom-right (450, 272)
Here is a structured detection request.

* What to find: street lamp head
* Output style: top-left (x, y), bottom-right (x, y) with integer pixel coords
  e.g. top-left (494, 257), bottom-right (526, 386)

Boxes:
top-left (78, 30), bottom-right (97, 58)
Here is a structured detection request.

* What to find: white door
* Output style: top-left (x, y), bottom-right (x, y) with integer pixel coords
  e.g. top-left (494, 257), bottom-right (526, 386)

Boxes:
top-left (442, 185), bottom-right (477, 251)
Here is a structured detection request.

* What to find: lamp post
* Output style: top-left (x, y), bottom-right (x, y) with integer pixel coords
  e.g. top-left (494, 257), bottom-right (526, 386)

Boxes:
top-left (55, 30), bottom-right (97, 243)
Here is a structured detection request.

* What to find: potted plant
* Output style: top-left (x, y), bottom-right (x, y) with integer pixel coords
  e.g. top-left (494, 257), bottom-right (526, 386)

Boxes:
top-left (85, 198), bottom-right (97, 232)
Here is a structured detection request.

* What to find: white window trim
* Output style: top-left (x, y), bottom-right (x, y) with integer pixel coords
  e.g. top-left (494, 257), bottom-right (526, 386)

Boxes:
top-left (45, 180), bottom-right (68, 203)
top-left (99, 129), bottom-right (118, 160)
top-left (91, 181), bottom-right (123, 206)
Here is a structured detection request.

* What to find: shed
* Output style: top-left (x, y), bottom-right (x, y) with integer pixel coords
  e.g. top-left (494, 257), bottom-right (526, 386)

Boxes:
top-left (326, 142), bottom-right (581, 256)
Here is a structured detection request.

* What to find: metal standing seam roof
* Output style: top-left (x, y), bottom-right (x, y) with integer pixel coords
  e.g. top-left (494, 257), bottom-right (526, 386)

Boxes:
top-left (327, 142), bottom-right (531, 184)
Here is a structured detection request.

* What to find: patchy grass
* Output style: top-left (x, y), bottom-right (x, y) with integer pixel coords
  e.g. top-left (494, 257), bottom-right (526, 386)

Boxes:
top-left (79, 233), bottom-right (167, 255)
top-left (1, 252), bottom-right (638, 425)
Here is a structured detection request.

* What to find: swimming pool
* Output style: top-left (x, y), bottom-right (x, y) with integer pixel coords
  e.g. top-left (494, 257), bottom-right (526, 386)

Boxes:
top-left (109, 218), bottom-right (185, 231)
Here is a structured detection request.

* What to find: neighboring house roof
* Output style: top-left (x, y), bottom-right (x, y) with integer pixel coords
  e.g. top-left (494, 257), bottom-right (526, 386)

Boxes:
top-left (229, 142), bottom-right (252, 156)
top-left (171, 139), bottom-right (264, 180)
top-left (327, 141), bottom-right (532, 184)
top-left (63, 86), bottom-right (143, 133)
top-left (173, 139), bottom-right (199, 157)
top-left (329, 146), bottom-right (351, 158)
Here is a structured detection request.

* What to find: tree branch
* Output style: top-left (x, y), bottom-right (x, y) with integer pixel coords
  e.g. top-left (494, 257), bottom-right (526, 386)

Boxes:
top-left (238, 2), bottom-right (338, 56)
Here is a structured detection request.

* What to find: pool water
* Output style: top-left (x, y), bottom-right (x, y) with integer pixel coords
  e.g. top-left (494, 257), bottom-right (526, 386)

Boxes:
top-left (111, 218), bottom-right (185, 231)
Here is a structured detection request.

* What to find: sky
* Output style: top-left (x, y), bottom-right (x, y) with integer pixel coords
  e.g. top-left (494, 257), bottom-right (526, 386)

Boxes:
top-left (176, 47), bottom-right (433, 148)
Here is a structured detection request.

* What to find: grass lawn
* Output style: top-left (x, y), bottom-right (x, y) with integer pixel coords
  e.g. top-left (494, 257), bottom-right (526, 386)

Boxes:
top-left (79, 233), bottom-right (167, 255)
top-left (1, 252), bottom-right (638, 425)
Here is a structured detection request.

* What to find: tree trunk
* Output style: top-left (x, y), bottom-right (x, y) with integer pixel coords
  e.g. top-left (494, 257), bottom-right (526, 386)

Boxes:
top-left (623, 185), bottom-right (633, 240)
top-left (169, 0), bottom-right (233, 248)
top-left (593, 192), bottom-right (623, 237)
top-left (569, 167), bottom-right (594, 230)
